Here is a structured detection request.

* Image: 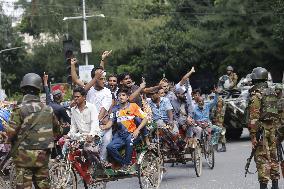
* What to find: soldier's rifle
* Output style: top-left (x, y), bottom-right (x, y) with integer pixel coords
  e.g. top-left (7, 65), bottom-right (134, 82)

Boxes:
top-left (245, 145), bottom-right (258, 177)
top-left (245, 131), bottom-right (261, 177)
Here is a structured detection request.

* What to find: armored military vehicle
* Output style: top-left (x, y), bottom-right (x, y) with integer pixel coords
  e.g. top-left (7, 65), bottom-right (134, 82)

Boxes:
top-left (221, 73), bottom-right (281, 139)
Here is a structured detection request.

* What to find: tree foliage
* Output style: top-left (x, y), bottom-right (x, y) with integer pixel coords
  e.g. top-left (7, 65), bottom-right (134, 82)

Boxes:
top-left (1, 0), bottom-right (283, 95)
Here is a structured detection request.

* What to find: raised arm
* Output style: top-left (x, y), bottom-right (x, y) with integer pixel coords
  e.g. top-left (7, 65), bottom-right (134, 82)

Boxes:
top-left (99, 50), bottom-right (112, 70)
top-left (129, 81), bottom-right (146, 102)
top-left (84, 70), bottom-right (104, 92)
top-left (185, 81), bottom-right (194, 117)
top-left (179, 67), bottom-right (195, 86)
top-left (208, 89), bottom-right (219, 110)
top-left (43, 72), bottom-right (52, 105)
top-left (70, 58), bottom-right (84, 87)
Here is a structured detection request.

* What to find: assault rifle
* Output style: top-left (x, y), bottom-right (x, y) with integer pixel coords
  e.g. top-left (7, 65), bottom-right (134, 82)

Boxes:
top-left (245, 146), bottom-right (257, 177)
top-left (245, 131), bottom-right (261, 177)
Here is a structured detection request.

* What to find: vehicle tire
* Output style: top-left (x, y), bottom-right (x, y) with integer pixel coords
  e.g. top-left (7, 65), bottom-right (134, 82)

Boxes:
top-left (225, 128), bottom-right (243, 140)
top-left (193, 144), bottom-right (202, 177)
top-left (49, 161), bottom-right (77, 189)
top-left (138, 150), bottom-right (162, 189)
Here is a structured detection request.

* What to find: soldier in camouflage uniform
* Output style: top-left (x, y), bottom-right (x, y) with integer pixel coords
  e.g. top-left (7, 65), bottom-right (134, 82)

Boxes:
top-left (248, 67), bottom-right (280, 189)
top-left (275, 84), bottom-right (284, 142)
top-left (226, 66), bottom-right (238, 89)
top-left (5, 73), bottom-right (58, 189)
top-left (213, 96), bottom-right (227, 152)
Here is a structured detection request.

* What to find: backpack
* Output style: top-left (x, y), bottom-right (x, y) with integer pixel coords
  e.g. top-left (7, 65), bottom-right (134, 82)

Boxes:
top-left (259, 87), bottom-right (279, 121)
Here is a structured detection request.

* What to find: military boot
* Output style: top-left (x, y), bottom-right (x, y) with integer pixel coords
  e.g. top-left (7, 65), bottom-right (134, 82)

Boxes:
top-left (217, 143), bottom-right (226, 152)
top-left (260, 182), bottom-right (268, 189)
top-left (271, 180), bottom-right (279, 189)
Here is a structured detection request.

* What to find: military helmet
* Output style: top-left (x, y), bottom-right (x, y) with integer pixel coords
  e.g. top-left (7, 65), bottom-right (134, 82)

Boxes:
top-left (226, 66), bottom-right (234, 71)
top-left (20, 73), bottom-right (43, 90)
top-left (250, 67), bottom-right (268, 81)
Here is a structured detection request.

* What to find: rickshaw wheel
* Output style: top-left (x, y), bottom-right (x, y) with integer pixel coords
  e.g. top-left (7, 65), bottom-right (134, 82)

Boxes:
top-left (49, 161), bottom-right (77, 189)
top-left (192, 144), bottom-right (202, 177)
top-left (138, 150), bottom-right (162, 189)
top-left (204, 141), bottom-right (215, 169)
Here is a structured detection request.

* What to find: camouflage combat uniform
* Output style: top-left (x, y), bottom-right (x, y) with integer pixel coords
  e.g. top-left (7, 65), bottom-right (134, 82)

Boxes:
top-left (213, 96), bottom-right (226, 145)
top-left (276, 85), bottom-right (284, 142)
top-left (248, 83), bottom-right (280, 184)
top-left (6, 94), bottom-right (58, 189)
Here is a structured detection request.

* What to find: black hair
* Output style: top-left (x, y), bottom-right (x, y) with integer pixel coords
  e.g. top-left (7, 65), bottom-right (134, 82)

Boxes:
top-left (53, 93), bottom-right (62, 102)
top-left (118, 72), bottom-right (132, 83)
top-left (193, 88), bottom-right (201, 94)
top-left (91, 66), bottom-right (104, 79)
top-left (108, 74), bottom-right (117, 80)
top-left (117, 87), bottom-right (130, 96)
top-left (73, 86), bottom-right (87, 96)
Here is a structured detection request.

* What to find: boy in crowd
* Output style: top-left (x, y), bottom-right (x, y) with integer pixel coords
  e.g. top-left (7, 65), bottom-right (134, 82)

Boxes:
top-left (104, 89), bottom-right (148, 171)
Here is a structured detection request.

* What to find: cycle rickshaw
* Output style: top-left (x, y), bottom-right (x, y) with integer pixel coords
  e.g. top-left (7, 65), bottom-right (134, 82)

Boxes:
top-left (150, 122), bottom-right (203, 177)
top-left (49, 134), bottom-right (163, 189)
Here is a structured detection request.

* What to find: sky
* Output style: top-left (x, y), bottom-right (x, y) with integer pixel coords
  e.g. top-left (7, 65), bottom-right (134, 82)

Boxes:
top-left (2, 0), bottom-right (24, 25)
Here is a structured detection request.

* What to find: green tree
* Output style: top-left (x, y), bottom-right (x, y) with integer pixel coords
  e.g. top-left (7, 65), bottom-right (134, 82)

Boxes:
top-left (0, 2), bottom-right (26, 95)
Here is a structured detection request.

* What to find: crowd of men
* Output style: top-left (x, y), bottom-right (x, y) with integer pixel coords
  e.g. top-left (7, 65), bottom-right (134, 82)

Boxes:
top-left (0, 49), bottom-right (283, 189)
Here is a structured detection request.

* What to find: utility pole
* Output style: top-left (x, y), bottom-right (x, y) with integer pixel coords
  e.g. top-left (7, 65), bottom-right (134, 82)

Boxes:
top-left (82, 0), bottom-right (88, 65)
top-left (62, 0), bottom-right (105, 66)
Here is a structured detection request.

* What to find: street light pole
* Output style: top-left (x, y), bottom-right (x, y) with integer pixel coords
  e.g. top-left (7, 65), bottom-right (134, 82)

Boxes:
top-left (82, 0), bottom-right (88, 65)
top-left (62, 0), bottom-right (105, 66)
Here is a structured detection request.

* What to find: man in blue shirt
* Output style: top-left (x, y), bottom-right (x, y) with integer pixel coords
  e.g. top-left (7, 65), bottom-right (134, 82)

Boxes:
top-left (147, 88), bottom-right (174, 127)
top-left (191, 92), bottom-right (222, 149)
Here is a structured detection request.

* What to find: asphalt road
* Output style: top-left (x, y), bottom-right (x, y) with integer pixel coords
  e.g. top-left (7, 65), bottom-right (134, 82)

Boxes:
top-left (78, 129), bottom-right (284, 189)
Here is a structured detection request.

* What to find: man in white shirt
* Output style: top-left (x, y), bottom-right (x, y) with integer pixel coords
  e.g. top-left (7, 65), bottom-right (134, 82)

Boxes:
top-left (83, 67), bottom-right (113, 162)
top-left (70, 52), bottom-right (113, 162)
top-left (68, 86), bottom-right (100, 139)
